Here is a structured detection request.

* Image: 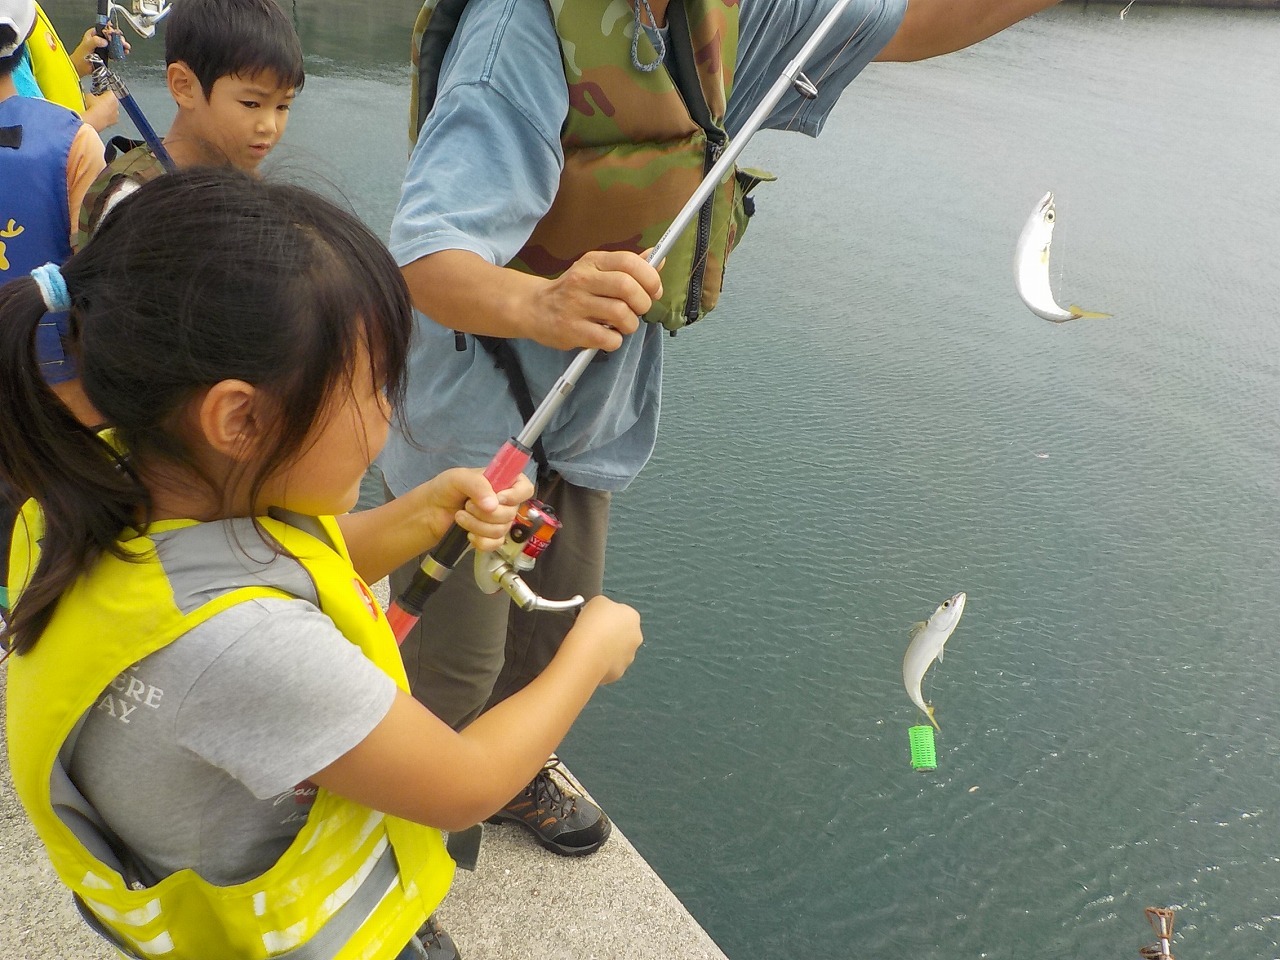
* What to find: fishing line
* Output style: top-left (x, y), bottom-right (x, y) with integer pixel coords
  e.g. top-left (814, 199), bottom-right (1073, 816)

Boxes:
top-left (778, 6), bottom-right (876, 135)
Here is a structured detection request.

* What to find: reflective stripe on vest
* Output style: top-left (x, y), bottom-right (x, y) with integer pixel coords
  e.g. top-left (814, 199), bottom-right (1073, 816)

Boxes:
top-left (0, 96), bottom-right (78, 281)
top-left (410, 0), bottom-right (767, 331)
top-left (6, 506), bottom-right (454, 959)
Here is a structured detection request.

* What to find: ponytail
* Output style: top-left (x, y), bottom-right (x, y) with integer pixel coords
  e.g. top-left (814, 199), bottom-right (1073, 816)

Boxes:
top-left (0, 276), bottom-right (149, 655)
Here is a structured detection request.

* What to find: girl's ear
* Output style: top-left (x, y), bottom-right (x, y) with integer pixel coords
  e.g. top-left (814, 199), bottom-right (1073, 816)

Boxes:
top-left (167, 61), bottom-right (203, 108)
top-left (197, 380), bottom-right (264, 462)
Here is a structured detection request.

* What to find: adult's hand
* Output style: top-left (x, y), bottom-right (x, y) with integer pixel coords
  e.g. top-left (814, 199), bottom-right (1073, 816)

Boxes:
top-left (70, 26), bottom-right (130, 77)
top-left (524, 249), bottom-right (661, 351)
top-left (402, 247), bottom-right (663, 352)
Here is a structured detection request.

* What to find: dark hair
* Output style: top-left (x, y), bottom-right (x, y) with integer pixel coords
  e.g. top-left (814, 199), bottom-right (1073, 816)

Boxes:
top-left (0, 26), bottom-right (23, 80)
top-left (0, 168), bottom-right (411, 653)
top-left (165, 0), bottom-right (305, 98)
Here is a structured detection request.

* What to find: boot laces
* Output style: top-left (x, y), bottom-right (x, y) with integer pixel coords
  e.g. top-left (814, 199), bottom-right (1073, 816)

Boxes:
top-left (528, 759), bottom-right (579, 818)
top-left (419, 914), bottom-right (449, 950)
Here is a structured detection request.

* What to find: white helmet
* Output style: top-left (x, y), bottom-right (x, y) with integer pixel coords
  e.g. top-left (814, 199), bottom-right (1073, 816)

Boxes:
top-left (0, 0), bottom-right (37, 59)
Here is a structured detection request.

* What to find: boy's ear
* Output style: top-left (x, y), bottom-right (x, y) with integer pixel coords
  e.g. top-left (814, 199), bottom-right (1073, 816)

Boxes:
top-left (167, 61), bottom-right (205, 108)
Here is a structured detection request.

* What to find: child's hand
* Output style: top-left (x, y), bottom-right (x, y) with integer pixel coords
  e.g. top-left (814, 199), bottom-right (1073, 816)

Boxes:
top-left (565, 596), bottom-right (643, 684)
top-left (71, 26), bottom-right (131, 77)
top-left (415, 468), bottom-right (534, 552)
top-left (81, 90), bottom-right (120, 132)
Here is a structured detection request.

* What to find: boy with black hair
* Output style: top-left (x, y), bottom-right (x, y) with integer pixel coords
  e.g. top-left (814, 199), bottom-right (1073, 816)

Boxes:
top-left (75, 0), bottom-right (304, 248)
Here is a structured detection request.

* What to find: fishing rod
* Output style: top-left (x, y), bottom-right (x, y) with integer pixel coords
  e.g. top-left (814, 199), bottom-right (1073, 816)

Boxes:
top-left (90, 0), bottom-right (177, 171)
top-left (386, 0), bottom-right (863, 642)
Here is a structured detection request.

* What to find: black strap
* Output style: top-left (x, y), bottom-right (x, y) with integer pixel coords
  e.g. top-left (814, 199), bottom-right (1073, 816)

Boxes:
top-left (473, 335), bottom-right (551, 482)
top-left (104, 135), bottom-right (146, 164)
top-left (665, 2), bottom-right (715, 132)
top-left (0, 125), bottom-right (23, 149)
top-left (413, 0), bottom-right (472, 139)
top-left (445, 823), bottom-right (482, 871)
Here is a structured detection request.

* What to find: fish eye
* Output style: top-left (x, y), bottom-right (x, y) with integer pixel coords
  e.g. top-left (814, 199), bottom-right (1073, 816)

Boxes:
top-left (1046, 210), bottom-right (1055, 222)
top-left (942, 601), bottom-right (950, 608)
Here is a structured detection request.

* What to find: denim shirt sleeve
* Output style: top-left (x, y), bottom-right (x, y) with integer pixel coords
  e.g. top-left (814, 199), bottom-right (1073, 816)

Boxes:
top-left (390, 0), bottom-right (568, 269)
top-left (734, 0), bottom-right (908, 138)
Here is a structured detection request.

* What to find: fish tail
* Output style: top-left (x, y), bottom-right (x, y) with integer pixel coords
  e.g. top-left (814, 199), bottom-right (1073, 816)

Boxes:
top-left (1069, 305), bottom-right (1112, 319)
top-left (927, 706), bottom-right (941, 732)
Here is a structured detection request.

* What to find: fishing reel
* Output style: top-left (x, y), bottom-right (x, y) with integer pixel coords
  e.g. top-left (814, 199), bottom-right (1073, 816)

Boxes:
top-left (473, 499), bottom-right (584, 614)
top-left (92, 0), bottom-right (170, 67)
top-left (107, 0), bottom-right (171, 40)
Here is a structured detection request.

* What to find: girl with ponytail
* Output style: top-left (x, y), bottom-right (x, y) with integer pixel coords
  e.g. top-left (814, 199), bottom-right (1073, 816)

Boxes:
top-left (0, 167), bottom-right (642, 960)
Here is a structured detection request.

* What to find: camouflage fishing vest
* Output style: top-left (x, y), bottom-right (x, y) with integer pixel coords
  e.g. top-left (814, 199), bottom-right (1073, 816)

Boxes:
top-left (73, 143), bottom-right (168, 253)
top-left (411, 0), bottom-right (772, 331)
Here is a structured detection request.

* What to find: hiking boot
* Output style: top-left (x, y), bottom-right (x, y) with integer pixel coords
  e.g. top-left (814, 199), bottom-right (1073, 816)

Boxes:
top-left (486, 759), bottom-right (612, 857)
top-left (411, 914), bottom-right (460, 960)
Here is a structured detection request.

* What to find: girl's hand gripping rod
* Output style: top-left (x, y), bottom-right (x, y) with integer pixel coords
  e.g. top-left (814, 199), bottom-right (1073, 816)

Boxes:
top-left (386, 0), bottom-right (861, 643)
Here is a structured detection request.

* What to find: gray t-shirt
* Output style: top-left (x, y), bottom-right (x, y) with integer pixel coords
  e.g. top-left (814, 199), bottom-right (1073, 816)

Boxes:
top-left (68, 594), bottom-right (396, 886)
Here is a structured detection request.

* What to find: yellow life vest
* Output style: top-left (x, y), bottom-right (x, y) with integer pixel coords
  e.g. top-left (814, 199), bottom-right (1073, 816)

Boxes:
top-left (27, 2), bottom-right (85, 113)
top-left (5, 505), bottom-right (454, 959)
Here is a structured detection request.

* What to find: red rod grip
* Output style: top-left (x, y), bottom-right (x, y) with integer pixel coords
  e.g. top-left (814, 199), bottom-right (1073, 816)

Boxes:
top-left (484, 440), bottom-right (531, 492)
top-left (387, 602), bottom-right (417, 646)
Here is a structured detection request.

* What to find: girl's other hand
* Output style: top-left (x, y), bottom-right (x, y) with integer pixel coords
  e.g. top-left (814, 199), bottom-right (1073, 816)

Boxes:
top-left (564, 595), bottom-right (642, 685)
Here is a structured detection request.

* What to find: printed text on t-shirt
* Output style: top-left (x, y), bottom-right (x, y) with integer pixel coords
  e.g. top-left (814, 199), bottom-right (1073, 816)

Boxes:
top-left (95, 664), bottom-right (164, 724)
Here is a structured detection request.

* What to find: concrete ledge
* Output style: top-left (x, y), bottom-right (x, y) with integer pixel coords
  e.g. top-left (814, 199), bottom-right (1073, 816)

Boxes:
top-left (439, 765), bottom-right (727, 960)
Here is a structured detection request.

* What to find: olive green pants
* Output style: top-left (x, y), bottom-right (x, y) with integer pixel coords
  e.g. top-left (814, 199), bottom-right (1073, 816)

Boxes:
top-left (389, 474), bottom-right (611, 730)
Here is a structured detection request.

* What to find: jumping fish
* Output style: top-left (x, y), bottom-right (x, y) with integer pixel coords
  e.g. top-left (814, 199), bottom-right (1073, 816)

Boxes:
top-left (902, 592), bottom-right (966, 731)
top-left (1014, 191), bottom-right (1110, 323)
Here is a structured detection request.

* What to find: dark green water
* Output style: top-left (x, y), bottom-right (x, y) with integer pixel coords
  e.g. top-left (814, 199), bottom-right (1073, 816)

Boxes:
top-left (45, 2), bottom-right (1280, 956)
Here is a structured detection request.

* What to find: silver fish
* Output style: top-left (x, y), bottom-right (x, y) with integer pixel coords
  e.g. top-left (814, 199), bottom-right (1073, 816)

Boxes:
top-left (902, 592), bottom-right (967, 731)
top-left (1014, 191), bottom-right (1110, 323)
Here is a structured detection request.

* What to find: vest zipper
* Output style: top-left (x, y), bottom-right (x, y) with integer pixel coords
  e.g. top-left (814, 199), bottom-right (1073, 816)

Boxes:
top-left (683, 134), bottom-right (725, 324)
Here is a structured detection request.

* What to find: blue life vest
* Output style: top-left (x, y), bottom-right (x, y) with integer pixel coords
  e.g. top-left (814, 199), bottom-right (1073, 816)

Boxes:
top-left (0, 95), bottom-right (80, 283)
